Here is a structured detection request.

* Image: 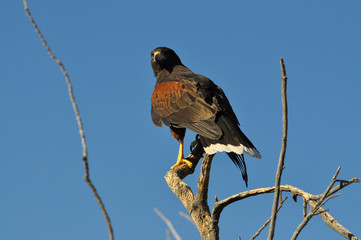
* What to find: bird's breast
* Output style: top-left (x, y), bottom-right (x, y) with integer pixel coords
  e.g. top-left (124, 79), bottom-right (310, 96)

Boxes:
top-left (152, 81), bottom-right (185, 109)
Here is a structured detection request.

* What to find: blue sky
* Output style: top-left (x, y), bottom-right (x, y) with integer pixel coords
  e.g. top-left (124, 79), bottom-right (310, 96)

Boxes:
top-left (1, 1), bottom-right (361, 239)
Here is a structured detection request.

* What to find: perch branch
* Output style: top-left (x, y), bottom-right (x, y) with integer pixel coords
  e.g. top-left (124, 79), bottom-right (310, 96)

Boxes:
top-left (165, 146), bottom-right (218, 240)
top-left (23, 1), bottom-right (113, 239)
top-left (164, 142), bottom-right (204, 211)
top-left (154, 208), bottom-right (182, 240)
top-left (268, 57), bottom-right (288, 240)
top-left (196, 154), bottom-right (214, 203)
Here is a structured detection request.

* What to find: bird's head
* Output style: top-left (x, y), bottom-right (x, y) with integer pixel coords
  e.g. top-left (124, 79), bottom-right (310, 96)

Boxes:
top-left (151, 47), bottom-right (182, 76)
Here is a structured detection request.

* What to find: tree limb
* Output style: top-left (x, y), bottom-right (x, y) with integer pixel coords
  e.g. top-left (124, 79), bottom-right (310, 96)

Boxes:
top-left (211, 178), bottom-right (359, 240)
top-left (317, 206), bottom-right (360, 240)
top-left (290, 167), bottom-right (359, 240)
top-left (196, 154), bottom-right (214, 204)
top-left (165, 147), bottom-right (218, 240)
top-left (268, 57), bottom-right (288, 240)
top-left (23, 1), bottom-right (113, 239)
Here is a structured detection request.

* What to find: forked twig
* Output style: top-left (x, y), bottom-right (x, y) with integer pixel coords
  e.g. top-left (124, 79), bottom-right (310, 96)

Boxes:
top-left (23, 1), bottom-right (114, 239)
top-left (291, 167), bottom-right (341, 240)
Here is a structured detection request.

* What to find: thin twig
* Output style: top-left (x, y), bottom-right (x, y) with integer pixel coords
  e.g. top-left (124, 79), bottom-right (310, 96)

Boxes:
top-left (268, 58), bottom-right (288, 240)
top-left (23, 1), bottom-right (114, 239)
top-left (251, 197), bottom-right (288, 240)
top-left (154, 208), bottom-right (182, 240)
top-left (179, 211), bottom-right (196, 227)
top-left (302, 198), bottom-right (307, 218)
top-left (166, 229), bottom-right (171, 240)
top-left (320, 177), bottom-right (360, 199)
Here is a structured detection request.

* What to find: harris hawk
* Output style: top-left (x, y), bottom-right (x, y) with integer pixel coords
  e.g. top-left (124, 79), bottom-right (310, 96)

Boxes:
top-left (150, 47), bottom-right (261, 185)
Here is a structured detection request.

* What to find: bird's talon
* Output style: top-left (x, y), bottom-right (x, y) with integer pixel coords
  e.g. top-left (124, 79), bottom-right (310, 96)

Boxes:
top-left (171, 158), bottom-right (193, 170)
top-left (190, 140), bottom-right (198, 151)
top-left (189, 135), bottom-right (200, 152)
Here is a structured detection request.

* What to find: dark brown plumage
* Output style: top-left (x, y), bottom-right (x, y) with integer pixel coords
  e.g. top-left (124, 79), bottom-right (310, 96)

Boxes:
top-left (150, 47), bottom-right (261, 186)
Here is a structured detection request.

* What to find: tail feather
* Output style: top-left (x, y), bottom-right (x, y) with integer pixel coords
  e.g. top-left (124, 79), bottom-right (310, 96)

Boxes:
top-left (199, 114), bottom-right (261, 186)
top-left (227, 152), bottom-right (248, 187)
top-left (201, 115), bottom-right (261, 158)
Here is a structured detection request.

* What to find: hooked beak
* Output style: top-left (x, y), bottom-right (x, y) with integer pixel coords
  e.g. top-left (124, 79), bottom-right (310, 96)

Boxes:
top-left (152, 51), bottom-right (160, 62)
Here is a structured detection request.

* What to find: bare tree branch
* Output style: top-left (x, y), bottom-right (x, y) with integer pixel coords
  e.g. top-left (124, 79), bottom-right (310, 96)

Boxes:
top-left (316, 178), bottom-right (360, 199)
top-left (165, 148), bottom-right (218, 240)
top-left (196, 154), bottom-right (214, 203)
top-left (317, 206), bottom-right (360, 240)
top-left (291, 167), bottom-right (344, 240)
top-left (179, 211), bottom-right (196, 227)
top-left (303, 198), bottom-right (307, 218)
top-left (268, 57), bottom-right (288, 240)
top-left (211, 178), bottom-right (359, 240)
top-left (154, 208), bottom-right (182, 240)
top-left (23, 1), bottom-right (114, 239)
top-left (251, 197), bottom-right (288, 240)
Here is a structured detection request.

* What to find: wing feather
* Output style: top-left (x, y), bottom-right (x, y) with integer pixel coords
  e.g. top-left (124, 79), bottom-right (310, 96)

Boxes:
top-left (151, 71), bottom-right (226, 139)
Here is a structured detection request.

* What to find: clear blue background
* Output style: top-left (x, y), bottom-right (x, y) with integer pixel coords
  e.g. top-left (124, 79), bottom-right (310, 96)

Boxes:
top-left (1, 1), bottom-right (360, 239)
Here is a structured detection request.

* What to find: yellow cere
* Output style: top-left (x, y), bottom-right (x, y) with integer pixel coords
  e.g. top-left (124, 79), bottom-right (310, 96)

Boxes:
top-left (153, 51), bottom-right (160, 59)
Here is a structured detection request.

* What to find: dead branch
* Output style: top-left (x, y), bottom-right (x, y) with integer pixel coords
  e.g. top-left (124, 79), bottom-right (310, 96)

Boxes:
top-left (165, 153), bottom-right (218, 240)
top-left (154, 208), bottom-right (182, 240)
top-left (291, 167), bottom-right (360, 240)
top-left (251, 197), bottom-right (288, 240)
top-left (268, 57), bottom-right (288, 240)
top-left (23, 1), bottom-right (113, 239)
top-left (164, 142), bottom-right (204, 211)
top-left (303, 198), bottom-right (307, 218)
top-left (211, 177), bottom-right (359, 239)
top-left (179, 211), bottom-right (196, 227)
top-left (196, 154), bottom-right (214, 206)
top-left (316, 206), bottom-right (360, 240)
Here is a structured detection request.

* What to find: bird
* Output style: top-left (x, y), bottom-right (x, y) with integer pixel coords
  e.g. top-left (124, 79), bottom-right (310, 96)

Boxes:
top-left (150, 47), bottom-right (261, 186)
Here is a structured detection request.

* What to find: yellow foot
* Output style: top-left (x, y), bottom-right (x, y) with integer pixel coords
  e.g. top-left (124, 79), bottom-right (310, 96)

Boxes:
top-left (171, 158), bottom-right (193, 170)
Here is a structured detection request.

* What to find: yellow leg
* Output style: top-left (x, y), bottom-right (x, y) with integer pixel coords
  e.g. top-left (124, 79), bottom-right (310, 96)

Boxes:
top-left (171, 139), bottom-right (193, 169)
